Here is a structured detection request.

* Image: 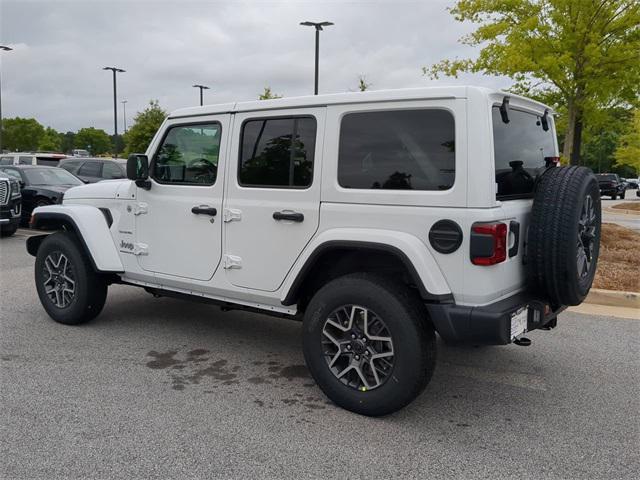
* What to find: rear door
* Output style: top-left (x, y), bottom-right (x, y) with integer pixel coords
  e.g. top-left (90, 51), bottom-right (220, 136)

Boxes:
top-left (223, 108), bottom-right (325, 291)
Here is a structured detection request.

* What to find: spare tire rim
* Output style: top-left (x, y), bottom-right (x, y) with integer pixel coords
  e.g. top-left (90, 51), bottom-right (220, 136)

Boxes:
top-left (321, 305), bottom-right (394, 391)
top-left (43, 251), bottom-right (76, 308)
top-left (577, 194), bottom-right (597, 280)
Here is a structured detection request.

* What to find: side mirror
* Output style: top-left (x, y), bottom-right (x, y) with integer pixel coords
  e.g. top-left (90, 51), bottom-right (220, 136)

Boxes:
top-left (127, 154), bottom-right (151, 189)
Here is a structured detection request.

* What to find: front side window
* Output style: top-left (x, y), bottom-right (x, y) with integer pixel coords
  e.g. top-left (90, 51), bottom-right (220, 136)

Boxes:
top-left (338, 109), bottom-right (455, 190)
top-left (0, 156), bottom-right (13, 165)
top-left (103, 162), bottom-right (125, 179)
top-left (19, 156), bottom-right (33, 165)
top-left (493, 107), bottom-right (556, 198)
top-left (153, 123), bottom-right (221, 185)
top-left (239, 117), bottom-right (316, 188)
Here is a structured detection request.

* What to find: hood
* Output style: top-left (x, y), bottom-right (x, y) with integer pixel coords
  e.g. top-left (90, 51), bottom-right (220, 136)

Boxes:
top-left (37, 185), bottom-right (74, 195)
top-left (63, 179), bottom-right (133, 200)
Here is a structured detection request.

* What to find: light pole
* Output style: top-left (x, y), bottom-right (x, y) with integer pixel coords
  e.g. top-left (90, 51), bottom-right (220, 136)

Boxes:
top-left (193, 84), bottom-right (210, 106)
top-left (121, 100), bottom-right (128, 133)
top-left (103, 66), bottom-right (125, 157)
top-left (0, 45), bottom-right (13, 154)
top-left (300, 21), bottom-right (333, 95)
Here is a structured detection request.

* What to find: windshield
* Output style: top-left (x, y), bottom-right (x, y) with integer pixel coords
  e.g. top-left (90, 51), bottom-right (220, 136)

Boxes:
top-left (24, 168), bottom-right (83, 186)
top-left (493, 107), bottom-right (556, 199)
top-left (596, 174), bottom-right (617, 181)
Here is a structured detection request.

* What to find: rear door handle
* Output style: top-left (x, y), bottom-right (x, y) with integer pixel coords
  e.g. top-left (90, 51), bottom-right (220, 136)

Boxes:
top-left (273, 211), bottom-right (304, 222)
top-left (191, 205), bottom-right (217, 216)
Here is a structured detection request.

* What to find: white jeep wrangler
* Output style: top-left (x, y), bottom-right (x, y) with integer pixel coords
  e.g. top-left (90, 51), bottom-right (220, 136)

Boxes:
top-left (27, 87), bottom-right (601, 416)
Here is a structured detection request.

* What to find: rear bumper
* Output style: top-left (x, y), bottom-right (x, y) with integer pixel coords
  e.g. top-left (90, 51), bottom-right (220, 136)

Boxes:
top-left (426, 292), bottom-right (566, 345)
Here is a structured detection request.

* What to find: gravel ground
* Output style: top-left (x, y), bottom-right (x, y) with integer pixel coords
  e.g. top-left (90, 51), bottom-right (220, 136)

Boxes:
top-left (1, 232), bottom-right (639, 480)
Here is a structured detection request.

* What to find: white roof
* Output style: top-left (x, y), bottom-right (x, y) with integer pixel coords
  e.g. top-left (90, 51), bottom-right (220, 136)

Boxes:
top-left (168, 86), bottom-right (552, 119)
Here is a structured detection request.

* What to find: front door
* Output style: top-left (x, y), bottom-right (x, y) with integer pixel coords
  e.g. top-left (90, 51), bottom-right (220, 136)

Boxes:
top-left (135, 116), bottom-right (229, 281)
top-left (224, 108), bottom-right (325, 291)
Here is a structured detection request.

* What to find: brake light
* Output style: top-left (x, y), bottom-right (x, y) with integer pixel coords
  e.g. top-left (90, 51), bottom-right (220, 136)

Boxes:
top-left (471, 222), bottom-right (508, 265)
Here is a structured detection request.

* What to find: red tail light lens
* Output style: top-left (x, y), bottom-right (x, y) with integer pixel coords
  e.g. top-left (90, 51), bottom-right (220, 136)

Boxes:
top-left (471, 222), bottom-right (508, 265)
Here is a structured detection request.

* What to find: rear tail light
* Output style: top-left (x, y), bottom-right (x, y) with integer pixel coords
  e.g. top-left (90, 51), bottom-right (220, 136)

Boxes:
top-left (470, 222), bottom-right (508, 265)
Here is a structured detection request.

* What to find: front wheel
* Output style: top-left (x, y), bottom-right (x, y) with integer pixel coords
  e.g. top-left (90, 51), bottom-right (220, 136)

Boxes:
top-left (35, 231), bottom-right (108, 325)
top-left (0, 222), bottom-right (18, 237)
top-left (611, 194), bottom-right (617, 200)
top-left (620, 190), bottom-right (625, 199)
top-left (302, 273), bottom-right (436, 416)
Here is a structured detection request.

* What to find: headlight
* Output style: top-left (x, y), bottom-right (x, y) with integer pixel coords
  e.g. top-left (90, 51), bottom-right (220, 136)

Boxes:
top-left (10, 180), bottom-right (21, 198)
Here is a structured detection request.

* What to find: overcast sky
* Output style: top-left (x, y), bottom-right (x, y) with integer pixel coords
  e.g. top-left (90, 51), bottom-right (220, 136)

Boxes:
top-left (1, 0), bottom-right (509, 133)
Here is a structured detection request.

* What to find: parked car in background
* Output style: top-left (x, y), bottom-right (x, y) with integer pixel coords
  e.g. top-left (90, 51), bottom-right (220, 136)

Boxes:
top-left (0, 152), bottom-right (67, 167)
top-left (0, 171), bottom-right (22, 237)
top-left (624, 178), bottom-right (638, 189)
top-left (0, 165), bottom-right (83, 225)
top-left (58, 157), bottom-right (127, 183)
top-left (596, 173), bottom-right (626, 199)
top-left (72, 149), bottom-right (90, 157)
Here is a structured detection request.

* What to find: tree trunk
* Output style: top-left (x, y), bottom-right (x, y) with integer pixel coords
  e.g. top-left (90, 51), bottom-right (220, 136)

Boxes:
top-left (563, 100), bottom-right (576, 161)
top-left (570, 116), bottom-right (583, 166)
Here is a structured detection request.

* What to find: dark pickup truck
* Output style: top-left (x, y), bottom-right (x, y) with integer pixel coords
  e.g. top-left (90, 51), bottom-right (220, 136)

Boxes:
top-left (596, 173), bottom-right (626, 199)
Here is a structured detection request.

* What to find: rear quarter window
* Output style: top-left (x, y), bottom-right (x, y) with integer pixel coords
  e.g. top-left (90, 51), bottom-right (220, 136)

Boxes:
top-left (338, 109), bottom-right (455, 191)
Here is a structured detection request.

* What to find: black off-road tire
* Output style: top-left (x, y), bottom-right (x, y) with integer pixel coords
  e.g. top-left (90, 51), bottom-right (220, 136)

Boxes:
top-left (0, 223), bottom-right (18, 237)
top-left (620, 190), bottom-right (625, 199)
top-left (302, 273), bottom-right (436, 416)
top-left (527, 166), bottom-right (601, 306)
top-left (35, 231), bottom-right (108, 325)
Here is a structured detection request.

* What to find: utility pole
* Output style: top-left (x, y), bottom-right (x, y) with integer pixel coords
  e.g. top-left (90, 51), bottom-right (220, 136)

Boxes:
top-left (193, 84), bottom-right (210, 106)
top-left (103, 66), bottom-right (125, 157)
top-left (0, 45), bottom-right (13, 154)
top-left (121, 100), bottom-right (128, 133)
top-left (300, 21), bottom-right (334, 95)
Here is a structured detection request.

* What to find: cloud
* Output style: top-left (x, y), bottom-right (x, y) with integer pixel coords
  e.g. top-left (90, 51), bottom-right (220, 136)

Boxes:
top-left (0, 0), bottom-right (511, 133)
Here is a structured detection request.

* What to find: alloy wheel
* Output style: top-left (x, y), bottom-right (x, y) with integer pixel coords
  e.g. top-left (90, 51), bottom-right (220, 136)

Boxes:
top-left (576, 194), bottom-right (597, 280)
top-left (43, 251), bottom-right (76, 308)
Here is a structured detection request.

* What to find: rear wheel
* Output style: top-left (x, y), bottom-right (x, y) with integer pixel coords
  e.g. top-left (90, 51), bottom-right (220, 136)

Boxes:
top-left (302, 273), bottom-right (435, 416)
top-left (35, 231), bottom-right (107, 324)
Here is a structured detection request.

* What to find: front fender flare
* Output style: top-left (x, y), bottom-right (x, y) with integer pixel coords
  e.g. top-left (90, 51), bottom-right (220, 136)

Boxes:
top-left (29, 205), bottom-right (123, 272)
top-left (281, 228), bottom-right (453, 305)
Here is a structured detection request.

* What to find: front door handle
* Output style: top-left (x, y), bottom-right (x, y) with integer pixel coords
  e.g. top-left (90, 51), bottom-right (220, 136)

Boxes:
top-left (191, 205), bottom-right (217, 216)
top-left (273, 211), bottom-right (304, 222)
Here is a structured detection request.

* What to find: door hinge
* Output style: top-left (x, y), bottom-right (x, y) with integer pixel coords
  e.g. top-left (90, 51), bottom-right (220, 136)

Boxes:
top-left (223, 208), bottom-right (242, 223)
top-left (223, 254), bottom-right (242, 269)
top-left (132, 202), bottom-right (148, 216)
top-left (133, 243), bottom-right (149, 256)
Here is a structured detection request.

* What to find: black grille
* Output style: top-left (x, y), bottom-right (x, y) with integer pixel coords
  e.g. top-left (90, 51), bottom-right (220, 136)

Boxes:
top-left (0, 180), bottom-right (8, 205)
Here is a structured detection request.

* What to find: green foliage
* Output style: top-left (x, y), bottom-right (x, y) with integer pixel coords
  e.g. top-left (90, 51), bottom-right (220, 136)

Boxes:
top-left (2, 117), bottom-right (45, 151)
top-left (358, 75), bottom-right (372, 92)
top-left (124, 100), bottom-right (167, 155)
top-left (38, 127), bottom-right (62, 152)
top-left (426, 0), bottom-right (640, 163)
top-left (75, 127), bottom-right (111, 155)
top-left (614, 109), bottom-right (640, 173)
top-left (60, 131), bottom-right (76, 154)
top-left (258, 87), bottom-right (282, 100)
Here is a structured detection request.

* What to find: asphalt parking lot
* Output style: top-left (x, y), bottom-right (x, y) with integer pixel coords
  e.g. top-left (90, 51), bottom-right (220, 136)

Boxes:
top-left (1, 231), bottom-right (638, 479)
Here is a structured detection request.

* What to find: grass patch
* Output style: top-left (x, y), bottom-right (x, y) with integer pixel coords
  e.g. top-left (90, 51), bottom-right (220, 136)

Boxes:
top-left (611, 201), bottom-right (640, 213)
top-left (593, 223), bottom-right (640, 292)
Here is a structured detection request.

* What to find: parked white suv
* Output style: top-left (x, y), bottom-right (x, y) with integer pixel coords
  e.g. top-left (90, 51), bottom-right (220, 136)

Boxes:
top-left (26, 87), bottom-right (601, 415)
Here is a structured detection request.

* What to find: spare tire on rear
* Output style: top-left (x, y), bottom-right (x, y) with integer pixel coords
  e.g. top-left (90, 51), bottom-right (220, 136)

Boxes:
top-left (527, 166), bottom-right (601, 306)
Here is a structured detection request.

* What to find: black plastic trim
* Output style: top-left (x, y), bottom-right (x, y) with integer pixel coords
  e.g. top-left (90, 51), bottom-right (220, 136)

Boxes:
top-left (281, 240), bottom-right (454, 306)
top-left (99, 207), bottom-right (113, 228)
top-left (509, 220), bottom-right (520, 257)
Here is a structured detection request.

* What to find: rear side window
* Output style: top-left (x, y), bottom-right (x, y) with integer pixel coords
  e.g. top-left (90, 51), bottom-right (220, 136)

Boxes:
top-left (60, 161), bottom-right (80, 173)
top-left (338, 109), bottom-right (455, 190)
top-left (19, 156), bottom-right (33, 165)
top-left (103, 162), bottom-right (124, 179)
top-left (239, 117), bottom-right (316, 188)
top-left (36, 157), bottom-right (60, 166)
top-left (493, 107), bottom-right (556, 199)
top-left (0, 156), bottom-right (13, 165)
top-left (78, 161), bottom-right (102, 177)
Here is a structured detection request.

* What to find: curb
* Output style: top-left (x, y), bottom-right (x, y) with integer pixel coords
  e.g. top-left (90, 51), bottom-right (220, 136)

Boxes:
top-left (584, 289), bottom-right (639, 309)
top-left (604, 207), bottom-right (639, 216)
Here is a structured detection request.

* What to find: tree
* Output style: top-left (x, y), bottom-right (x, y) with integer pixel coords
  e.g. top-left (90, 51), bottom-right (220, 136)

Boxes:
top-left (38, 127), bottom-right (62, 152)
top-left (258, 87), bottom-right (282, 100)
top-left (426, 0), bottom-right (640, 165)
top-left (614, 109), bottom-right (640, 173)
top-left (60, 131), bottom-right (76, 154)
top-left (357, 75), bottom-right (372, 92)
top-left (124, 100), bottom-right (167, 155)
top-left (75, 127), bottom-right (111, 155)
top-left (2, 117), bottom-right (45, 151)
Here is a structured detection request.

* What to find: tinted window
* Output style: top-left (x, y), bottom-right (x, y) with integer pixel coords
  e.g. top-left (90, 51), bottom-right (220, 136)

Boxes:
top-left (0, 156), bottom-right (13, 165)
top-left (78, 161), bottom-right (102, 177)
top-left (102, 162), bottom-right (124, 179)
top-left (493, 107), bottom-right (556, 198)
top-left (60, 161), bottom-right (80, 173)
top-left (23, 168), bottom-right (83, 186)
top-left (36, 157), bottom-right (61, 166)
top-left (153, 123), bottom-right (221, 185)
top-left (239, 117), bottom-right (316, 188)
top-left (338, 110), bottom-right (455, 190)
top-left (19, 156), bottom-right (33, 165)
